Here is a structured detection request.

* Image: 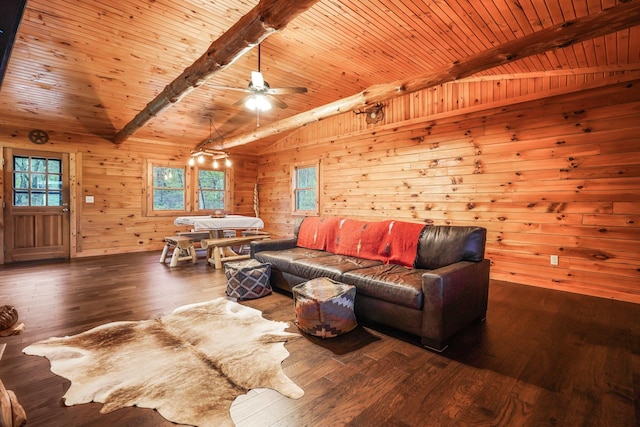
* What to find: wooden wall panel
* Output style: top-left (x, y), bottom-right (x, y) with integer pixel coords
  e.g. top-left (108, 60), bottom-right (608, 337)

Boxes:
top-left (0, 135), bottom-right (258, 258)
top-left (257, 78), bottom-right (640, 303)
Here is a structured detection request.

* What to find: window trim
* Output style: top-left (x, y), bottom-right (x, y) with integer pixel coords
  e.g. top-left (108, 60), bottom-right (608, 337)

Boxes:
top-left (193, 168), bottom-right (228, 213)
top-left (145, 159), bottom-right (231, 217)
top-left (291, 160), bottom-right (320, 216)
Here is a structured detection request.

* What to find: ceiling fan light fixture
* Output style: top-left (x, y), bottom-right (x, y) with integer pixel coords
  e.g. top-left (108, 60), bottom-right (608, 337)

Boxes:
top-left (245, 94), bottom-right (271, 112)
top-left (250, 71), bottom-right (265, 89)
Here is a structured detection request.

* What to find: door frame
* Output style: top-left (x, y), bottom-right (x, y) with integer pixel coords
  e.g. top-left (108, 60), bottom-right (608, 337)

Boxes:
top-left (0, 145), bottom-right (79, 264)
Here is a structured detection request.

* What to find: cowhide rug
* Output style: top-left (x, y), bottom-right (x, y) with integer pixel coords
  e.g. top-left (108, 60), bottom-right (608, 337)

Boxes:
top-left (23, 298), bottom-right (303, 426)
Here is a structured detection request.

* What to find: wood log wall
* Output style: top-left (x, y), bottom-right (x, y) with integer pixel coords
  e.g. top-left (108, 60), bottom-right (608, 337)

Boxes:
top-left (0, 135), bottom-right (258, 261)
top-left (257, 75), bottom-right (640, 303)
top-left (0, 71), bottom-right (638, 303)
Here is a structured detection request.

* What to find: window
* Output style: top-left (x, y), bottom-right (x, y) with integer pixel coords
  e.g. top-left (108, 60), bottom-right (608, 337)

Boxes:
top-left (146, 160), bottom-right (229, 216)
top-left (13, 155), bottom-right (63, 207)
top-left (197, 169), bottom-right (225, 210)
top-left (152, 166), bottom-right (185, 211)
top-left (292, 161), bottom-right (320, 216)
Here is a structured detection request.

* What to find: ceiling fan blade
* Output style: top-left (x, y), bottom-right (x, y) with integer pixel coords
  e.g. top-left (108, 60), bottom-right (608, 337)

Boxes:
top-left (266, 86), bottom-right (308, 95)
top-left (267, 94), bottom-right (288, 109)
top-left (232, 96), bottom-right (250, 107)
top-left (209, 85), bottom-right (252, 93)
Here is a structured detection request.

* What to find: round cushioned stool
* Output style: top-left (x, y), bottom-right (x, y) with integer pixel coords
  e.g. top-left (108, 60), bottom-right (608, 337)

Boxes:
top-left (223, 259), bottom-right (272, 300)
top-left (292, 277), bottom-right (357, 338)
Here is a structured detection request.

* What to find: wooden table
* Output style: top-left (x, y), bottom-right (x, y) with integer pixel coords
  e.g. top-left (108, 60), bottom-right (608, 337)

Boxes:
top-left (174, 215), bottom-right (264, 238)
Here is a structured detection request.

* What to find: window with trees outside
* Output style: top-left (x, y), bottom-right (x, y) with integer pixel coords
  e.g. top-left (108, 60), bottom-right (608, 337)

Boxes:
top-left (13, 155), bottom-right (63, 207)
top-left (197, 169), bottom-right (225, 210)
top-left (147, 161), bottom-right (228, 216)
top-left (292, 161), bottom-right (320, 216)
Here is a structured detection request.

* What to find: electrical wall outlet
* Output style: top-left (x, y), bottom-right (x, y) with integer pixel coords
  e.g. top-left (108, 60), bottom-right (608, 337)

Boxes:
top-left (550, 255), bottom-right (559, 266)
top-left (85, 195), bottom-right (94, 203)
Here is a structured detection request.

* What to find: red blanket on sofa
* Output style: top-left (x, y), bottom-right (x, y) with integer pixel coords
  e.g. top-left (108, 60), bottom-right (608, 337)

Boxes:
top-left (298, 217), bottom-right (425, 268)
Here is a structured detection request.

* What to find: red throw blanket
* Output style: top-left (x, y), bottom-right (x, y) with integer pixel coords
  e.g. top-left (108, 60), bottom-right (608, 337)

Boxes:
top-left (301, 217), bottom-right (425, 268)
top-left (380, 220), bottom-right (426, 267)
top-left (297, 216), bottom-right (344, 251)
top-left (334, 219), bottom-right (390, 263)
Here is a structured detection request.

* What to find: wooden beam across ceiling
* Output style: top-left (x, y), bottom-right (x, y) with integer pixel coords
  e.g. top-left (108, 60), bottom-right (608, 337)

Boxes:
top-left (210, 0), bottom-right (640, 151)
top-left (112, 0), bottom-right (320, 145)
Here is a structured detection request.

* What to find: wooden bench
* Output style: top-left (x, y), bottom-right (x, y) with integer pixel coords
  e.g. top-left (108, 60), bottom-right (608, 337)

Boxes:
top-left (159, 236), bottom-right (197, 267)
top-left (200, 235), bottom-right (270, 269)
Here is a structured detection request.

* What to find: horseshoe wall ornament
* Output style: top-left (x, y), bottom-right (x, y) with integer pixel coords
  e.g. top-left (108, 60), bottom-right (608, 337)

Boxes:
top-left (28, 129), bottom-right (49, 144)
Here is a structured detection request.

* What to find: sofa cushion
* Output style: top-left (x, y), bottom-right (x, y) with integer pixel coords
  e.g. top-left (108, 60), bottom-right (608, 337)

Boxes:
top-left (290, 255), bottom-right (383, 282)
top-left (254, 248), bottom-right (332, 273)
top-left (342, 264), bottom-right (425, 310)
top-left (415, 226), bottom-right (487, 270)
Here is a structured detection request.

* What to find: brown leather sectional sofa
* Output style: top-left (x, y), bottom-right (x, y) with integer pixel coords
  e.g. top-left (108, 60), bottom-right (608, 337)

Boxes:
top-left (251, 216), bottom-right (490, 351)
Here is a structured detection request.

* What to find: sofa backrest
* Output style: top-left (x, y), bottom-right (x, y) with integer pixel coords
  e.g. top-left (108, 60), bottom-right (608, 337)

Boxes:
top-left (295, 217), bottom-right (487, 270)
top-left (415, 226), bottom-right (487, 270)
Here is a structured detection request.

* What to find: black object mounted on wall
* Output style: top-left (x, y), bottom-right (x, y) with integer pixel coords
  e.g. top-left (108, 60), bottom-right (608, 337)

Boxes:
top-left (0, 0), bottom-right (27, 90)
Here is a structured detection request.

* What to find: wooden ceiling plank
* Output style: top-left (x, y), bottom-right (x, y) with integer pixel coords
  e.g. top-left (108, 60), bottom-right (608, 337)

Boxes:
top-left (393, 0), bottom-right (462, 64)
top-left (111, 0), bottom-right (320, 144)
top-left (213, 1), bottom-right (640, 151)
top-left (336, 1), bottom-right (440, 72)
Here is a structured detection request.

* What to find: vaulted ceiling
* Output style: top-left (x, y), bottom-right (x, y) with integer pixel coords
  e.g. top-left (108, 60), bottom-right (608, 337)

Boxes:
top-left (1, 0), bottom-right (639, 155)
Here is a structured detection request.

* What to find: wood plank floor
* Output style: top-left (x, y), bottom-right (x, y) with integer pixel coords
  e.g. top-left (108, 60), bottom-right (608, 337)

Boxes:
top-left (0, 251), bottom-right (638, 426)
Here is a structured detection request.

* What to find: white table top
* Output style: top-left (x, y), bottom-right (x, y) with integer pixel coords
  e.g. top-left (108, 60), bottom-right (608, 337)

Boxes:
top-left (174, 215), bottom-right (264, 231)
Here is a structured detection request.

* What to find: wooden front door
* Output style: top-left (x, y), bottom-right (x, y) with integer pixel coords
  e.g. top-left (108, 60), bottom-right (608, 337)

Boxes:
top-left (3, 148), bottom-right (70, 262)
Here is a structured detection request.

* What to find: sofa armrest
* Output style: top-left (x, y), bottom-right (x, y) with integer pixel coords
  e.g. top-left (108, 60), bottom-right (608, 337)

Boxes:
top-left (250, 238), bottom-right (298, 257)
top-left (420, 259), bottom-right (490, 350)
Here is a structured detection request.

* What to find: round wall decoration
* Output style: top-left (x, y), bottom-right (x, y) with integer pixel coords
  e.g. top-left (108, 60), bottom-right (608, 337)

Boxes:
top-left (28, 129), bottom-right (49, 144)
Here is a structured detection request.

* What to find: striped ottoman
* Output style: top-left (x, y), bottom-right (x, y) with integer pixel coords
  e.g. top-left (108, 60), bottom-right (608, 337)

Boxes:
top-left (224, 259), bottom-right (272, 300)
top-left (292, 278), bottom-right (357, 338)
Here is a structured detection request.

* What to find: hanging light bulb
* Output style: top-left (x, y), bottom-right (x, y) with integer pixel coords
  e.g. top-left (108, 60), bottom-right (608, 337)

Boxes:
top-left (245, 94), bottom-right (271, 112)
top-left (225, 157), bottom-right (232, 167)
top-left (188, 157), bottom-right (195, 166)
top-left (197, 155), bottom-right (204, 164)
top-left (213, 159), bottom-right (219, 169)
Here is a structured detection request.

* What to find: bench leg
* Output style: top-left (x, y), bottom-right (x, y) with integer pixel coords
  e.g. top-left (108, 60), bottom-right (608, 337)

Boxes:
top-left (190, 245), bottom-right (197, 264)
top-left (214, 247), bottom-right (223, 269)
top-left (170, 247), bottom-right (181, 267)
top-left (159, 243), bottom-right (170, 263)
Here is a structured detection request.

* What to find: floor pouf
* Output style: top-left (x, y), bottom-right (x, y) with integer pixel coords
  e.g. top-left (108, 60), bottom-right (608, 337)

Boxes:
top-left (292, 277), bottom-right (357, 338)
top-left (224, 259), bottom-right (272, 300)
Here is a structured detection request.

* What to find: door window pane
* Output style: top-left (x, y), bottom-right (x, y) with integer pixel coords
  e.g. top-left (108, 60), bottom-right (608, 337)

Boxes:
top-left (48, 174), bottom-right (62, 190)
top-left (31, 174), bottom-right (47, 189)
top-left (48, 159), bottom-right (61, 173)
top-left (31, 192), bottom-right (46, 206)
top-left (48, 192), bottom-right (62, 206)
top-left (14, 173), bottom-right (29, 189)
top-left (14, 192), bottom-right (29, 206)
top-left (13, 155), bottom-right (64, 207)
top-left (31, 157), bottom-right (46, 172)
top-left (14, 157), bottom-right (29, 172)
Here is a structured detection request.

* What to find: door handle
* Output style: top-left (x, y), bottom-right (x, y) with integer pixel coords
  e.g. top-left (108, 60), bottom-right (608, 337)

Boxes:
top-left (62, 208), bottom-right (69, 213)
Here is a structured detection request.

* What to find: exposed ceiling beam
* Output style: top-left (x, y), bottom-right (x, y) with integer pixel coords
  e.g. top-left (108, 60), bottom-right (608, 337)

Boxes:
top-left (112, 0), bottom-right (320, 145)
top-left (211, 0), bottom-right (640, 151)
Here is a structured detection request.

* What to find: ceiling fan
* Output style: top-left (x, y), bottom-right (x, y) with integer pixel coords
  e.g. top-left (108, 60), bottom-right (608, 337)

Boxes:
top-left (211, 44), bottom-right (307, 112)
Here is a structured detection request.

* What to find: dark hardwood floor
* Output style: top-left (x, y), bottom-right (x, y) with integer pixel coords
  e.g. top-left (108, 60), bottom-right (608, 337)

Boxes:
top-left (0, 251), bottom-right (638, 426)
